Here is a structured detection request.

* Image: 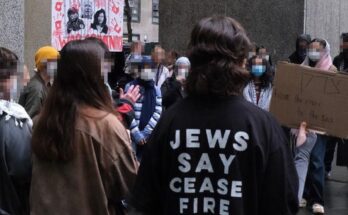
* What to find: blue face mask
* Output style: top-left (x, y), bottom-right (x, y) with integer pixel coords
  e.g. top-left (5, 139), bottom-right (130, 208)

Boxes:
top-left (251, 65), bottom-right (266, 77)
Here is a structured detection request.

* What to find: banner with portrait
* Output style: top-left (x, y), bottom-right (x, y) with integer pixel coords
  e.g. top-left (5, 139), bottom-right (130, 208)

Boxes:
top-left (52, 0), bottom-right (124, 52)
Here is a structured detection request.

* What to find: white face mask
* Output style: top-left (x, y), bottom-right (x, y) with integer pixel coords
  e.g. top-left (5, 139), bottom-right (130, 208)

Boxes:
top-left (308, 51), bottom-right (321, 62)
top-left (140, 69), bottom-right (156, 81)
top-left (177, 69), bottom-right (189, 79)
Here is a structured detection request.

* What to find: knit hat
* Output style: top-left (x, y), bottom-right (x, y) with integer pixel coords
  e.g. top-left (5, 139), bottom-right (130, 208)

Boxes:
top-left (35, 46), bottom-right (59, 72)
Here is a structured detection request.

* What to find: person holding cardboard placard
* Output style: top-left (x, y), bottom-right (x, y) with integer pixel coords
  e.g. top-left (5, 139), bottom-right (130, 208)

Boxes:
top-left (301, 39), bottom-right (337, 72)
top-left (300, 38), bottom-right (337, 214)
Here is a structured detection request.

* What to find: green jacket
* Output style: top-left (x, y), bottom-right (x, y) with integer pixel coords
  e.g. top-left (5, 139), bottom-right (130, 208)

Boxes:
top-left (18, 73), bottom-right (48, 119)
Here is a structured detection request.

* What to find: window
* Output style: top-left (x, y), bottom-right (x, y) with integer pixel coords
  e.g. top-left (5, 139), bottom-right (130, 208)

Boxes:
top-left (124, 0), bottom-right (140, 23)
top-left (152, 0), bottom-right (159, 24)
top-left (123, 33), bottom-right (141, 43)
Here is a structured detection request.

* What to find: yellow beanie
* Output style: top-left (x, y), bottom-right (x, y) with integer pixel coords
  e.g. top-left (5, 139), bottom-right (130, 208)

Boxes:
top-left (35, 46), bottom-right (59, 72)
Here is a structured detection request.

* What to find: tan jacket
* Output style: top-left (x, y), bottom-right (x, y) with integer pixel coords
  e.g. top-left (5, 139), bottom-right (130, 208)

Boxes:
top-left (30, 106), bottom-right (138, 215)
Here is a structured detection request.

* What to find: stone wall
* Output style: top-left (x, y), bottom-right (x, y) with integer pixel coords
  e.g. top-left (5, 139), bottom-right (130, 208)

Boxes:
top-left (159, 0), bottom-right (304, 62)
top-left (24, 0), bottom-right (52, 73)
top-left (304, 0), bottom-right (348, 58)
top-left (0, 0), bottom-right (25, 61)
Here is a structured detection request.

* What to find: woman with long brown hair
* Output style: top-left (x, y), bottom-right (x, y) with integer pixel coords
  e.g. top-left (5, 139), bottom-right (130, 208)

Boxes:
top-left (30, 39), bottom-right (138, 215)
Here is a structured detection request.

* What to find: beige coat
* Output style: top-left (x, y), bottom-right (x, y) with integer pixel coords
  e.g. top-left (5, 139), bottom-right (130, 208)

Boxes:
top-left (30, 106), bottom-right (138, 215)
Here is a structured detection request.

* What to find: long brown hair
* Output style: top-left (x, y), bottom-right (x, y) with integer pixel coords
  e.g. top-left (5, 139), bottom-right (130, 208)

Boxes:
top-left (32, 39), bottom-right (114, 161)
top-left (186, 16), bottom-right (251, 96)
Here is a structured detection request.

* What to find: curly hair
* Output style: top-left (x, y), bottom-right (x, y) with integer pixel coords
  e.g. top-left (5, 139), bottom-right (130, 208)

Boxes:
top-left (185, 16), bottom-right (251, 97)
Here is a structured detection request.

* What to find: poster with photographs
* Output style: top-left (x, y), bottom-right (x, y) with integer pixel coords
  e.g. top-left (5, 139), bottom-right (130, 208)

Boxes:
top-left (52, 0), bottom-right (124, 52)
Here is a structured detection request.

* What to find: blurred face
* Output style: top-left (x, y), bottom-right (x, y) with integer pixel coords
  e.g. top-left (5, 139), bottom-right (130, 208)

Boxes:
top-left (152, 48), bottom-right (165, 64)
top-left (98, 13), bottom-right (104, 24)
top-left (40, 59), bottom-right (58, 84)
top-left (22, 65), bottom-right (30, 86)
top-left (176, 64), bottom-right (190, 80)
top-left (166, 53), bottom-right (176, 65)
top-left (248, 51), bottom-right (256, 59)
top-left (258, 48), bottom-right (269, 61)
top-left (140, 65), bottom-right (156, 81)
top-left (250, 56), bottom-right (266, 78)
top-left (298, 40), bottom-right (308, 50)
top-left (101, 58), bottom-right (113, 83)
top-left (131, 42), bottom-right (143, 55)
top-left (308, 42), bottom-right (323, 62)
top-left (309, 42), bottom-right (323, 52)
top-left (0, 74), bottom-right (17, 101)
top-left (340, 40), bottom-right (348, 57)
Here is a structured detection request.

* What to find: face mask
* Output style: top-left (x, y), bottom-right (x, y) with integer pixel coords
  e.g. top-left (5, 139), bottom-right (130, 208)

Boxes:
top-left (140, 69), bottom-right (156, 81)
top-left (251, 65), bottom-right (266, 77)
top-left (177, 69), bottom-right (189, 79)
top-left (308, 51), bottom-right (321, 62)
top-left (264, 55), bottom-right (270, 61)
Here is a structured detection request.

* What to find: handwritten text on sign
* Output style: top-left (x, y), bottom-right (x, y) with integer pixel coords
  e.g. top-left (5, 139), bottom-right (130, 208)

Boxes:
top-left (169, 129), bottom-right (249, 214)
top-left (270, 62), bottom-right (348, 138)
top-left (52, 0), bottom-right (124, 51)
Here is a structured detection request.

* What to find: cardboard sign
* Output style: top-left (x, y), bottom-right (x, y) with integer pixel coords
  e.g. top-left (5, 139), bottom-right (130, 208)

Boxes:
top-left (270, 62), bottom-right (348, 138)
top-left (51, 0), bottom-right (124, 52)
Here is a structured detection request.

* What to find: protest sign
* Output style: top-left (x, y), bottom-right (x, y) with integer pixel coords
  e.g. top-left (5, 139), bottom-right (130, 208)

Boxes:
top-left (52, 0), bottom-right (124, 51)
top-left (270, 62), bottom-right (348, 138)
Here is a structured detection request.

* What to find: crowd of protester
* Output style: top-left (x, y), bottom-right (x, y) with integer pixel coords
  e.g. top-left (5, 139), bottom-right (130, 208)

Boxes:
top-left (1, 15), bottom-right (348, 215)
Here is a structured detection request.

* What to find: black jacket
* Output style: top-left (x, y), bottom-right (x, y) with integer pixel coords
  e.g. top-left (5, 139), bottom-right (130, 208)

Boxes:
top-left (0, 103), bottom-right (32, 215)
top-left (129, 96), bottom-right (299, 215)
top-left (289, 34), bottom-right (311, 64)
top-left (161, 77), bottom-right (186, 109)
top-left (333, 54), bottom-right (348, 72)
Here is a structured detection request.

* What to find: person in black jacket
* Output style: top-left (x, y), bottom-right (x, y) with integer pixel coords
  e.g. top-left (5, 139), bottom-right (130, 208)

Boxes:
top-left (288, 34), bottom-right (311, 64)
top-left (161, 57), bottom-right (190, 109)
top-left (333, 32), bottom-right (348, 72)
top-left (0, 47), bottom-right (32, 215)
top-left (129, 16), bottom-right (299, 215)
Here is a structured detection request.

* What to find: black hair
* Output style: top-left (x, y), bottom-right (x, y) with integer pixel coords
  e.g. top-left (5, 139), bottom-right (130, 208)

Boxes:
top-left (67, 7), bottom-right (78, 16)
top-left (247, 55), bottom-right (273, 88)
top-left (91, 9), bottom-right (107, 29)
top-left (32, 39), bottom-right (115, 161)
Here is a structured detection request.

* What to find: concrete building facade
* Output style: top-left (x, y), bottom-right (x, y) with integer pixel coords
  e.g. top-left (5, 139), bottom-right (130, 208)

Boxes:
top-left (1, 0), bottom-right (348, 71)
top-left (160, 0), bottom-right (348, 62)
top-left (123, 0), bottom-right (159, 43)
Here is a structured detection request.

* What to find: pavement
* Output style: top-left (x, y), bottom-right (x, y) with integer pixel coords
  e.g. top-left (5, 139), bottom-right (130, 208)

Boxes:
top-left (297, 162), bottom-right (348, 215)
